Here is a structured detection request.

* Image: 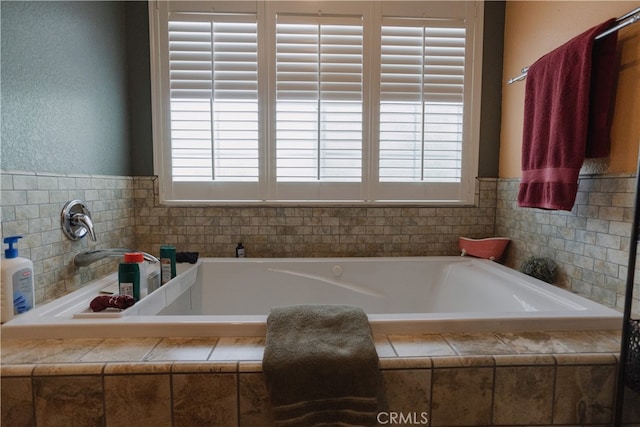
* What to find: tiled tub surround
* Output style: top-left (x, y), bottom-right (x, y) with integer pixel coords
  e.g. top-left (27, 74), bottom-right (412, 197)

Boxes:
top-left (496, 175), bottom-right (640, 317)
top-left (4, 330), bottom-right (640, 427)
top-left (0, 171), bottom-right (136, 305)
top-left (3, 169), bottom-right (638, 319)
top-left (132, 176), bottom-right (498, 259)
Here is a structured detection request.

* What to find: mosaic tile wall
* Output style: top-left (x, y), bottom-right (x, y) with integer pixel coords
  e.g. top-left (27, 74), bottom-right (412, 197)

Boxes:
top-left (133, 177), bottom-right (498, 259)
top-left (0, 171), bottom-right (136, 304)
top-left (495, 175), bottom-right (640, 316)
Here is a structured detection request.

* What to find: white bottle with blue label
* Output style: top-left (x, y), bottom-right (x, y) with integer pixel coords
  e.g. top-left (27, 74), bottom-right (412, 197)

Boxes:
top-left (1, 236), bottom-right (35, 323)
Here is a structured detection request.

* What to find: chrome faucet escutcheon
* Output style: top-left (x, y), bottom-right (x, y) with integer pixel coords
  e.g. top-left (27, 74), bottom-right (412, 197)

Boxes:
top-left (61, 200), bottom-right (96, 241)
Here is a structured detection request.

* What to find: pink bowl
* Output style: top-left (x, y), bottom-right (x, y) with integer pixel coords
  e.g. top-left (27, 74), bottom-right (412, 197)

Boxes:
top-left (459, 237), bottom-right (510, 261)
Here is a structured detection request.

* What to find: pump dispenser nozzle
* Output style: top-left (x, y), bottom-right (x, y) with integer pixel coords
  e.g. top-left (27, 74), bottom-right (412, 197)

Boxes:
top-left (3, 235), bottom-right (23, 259)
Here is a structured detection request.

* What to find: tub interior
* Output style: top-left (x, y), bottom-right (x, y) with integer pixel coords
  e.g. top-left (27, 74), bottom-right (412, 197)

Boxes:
top-left (182, 258), bottom-right (589, 316)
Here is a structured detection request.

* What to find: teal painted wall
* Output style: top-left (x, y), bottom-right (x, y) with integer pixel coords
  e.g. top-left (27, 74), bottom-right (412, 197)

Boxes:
top-left (1, 1), bottom-right (131, 175)
top-left (124, 1), bottom-right (153, 176)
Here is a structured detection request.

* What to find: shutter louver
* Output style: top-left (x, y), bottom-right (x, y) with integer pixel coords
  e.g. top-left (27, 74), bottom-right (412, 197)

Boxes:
top-left (379, 22), bottom-right (465, 182)
top-left (275, 16), bottom-right (363, 182)
top-left (169, 16), bottom-right (259, 182)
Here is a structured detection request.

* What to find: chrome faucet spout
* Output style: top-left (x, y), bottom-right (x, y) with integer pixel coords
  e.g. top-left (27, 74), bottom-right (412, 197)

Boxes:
top-left (73, 248), bottom-right (159, 268)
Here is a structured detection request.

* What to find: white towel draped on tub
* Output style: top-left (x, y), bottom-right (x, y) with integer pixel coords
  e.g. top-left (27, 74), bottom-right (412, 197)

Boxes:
top-left (262, 304), bottom-right (384, 427)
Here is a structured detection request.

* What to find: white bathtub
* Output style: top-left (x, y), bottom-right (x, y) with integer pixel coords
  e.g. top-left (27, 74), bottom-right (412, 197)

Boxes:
top-left (1, 257), bottom-right (622, 339)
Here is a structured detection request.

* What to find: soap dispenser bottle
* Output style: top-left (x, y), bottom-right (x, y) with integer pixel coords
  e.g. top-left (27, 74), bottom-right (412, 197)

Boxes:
top-left (1, 236), bottom-right (35, 323)
top-left (236, 242), bottom-right (245, 258)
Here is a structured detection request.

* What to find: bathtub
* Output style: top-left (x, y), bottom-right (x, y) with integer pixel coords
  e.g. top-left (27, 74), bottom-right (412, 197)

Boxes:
top-left (0, 257), bottom-right (622, 339)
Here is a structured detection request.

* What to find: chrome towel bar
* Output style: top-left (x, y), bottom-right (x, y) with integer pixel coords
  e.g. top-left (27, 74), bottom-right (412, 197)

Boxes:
top-left (507, 7), bottom-right (640, 85)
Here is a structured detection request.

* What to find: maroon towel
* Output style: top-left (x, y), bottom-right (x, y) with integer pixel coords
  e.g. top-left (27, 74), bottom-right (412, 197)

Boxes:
top-left (518, 19), bottom-right (618, 211)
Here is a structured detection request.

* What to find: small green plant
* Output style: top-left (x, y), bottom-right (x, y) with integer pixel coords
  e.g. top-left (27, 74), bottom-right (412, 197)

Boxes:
top-left (520, 257), bottom-right (558, 284)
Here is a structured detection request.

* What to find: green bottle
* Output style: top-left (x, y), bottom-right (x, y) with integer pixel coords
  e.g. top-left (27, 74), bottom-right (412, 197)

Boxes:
top-left (119, 259), bottom-right (140, 300)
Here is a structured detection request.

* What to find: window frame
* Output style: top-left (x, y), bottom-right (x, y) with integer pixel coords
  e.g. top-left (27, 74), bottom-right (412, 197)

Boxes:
top-left (149, 0), bottom-right (484, 205)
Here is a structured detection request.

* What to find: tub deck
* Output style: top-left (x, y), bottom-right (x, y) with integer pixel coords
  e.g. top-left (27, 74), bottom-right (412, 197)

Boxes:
top-left (1, 329), bottom-right (621, 366)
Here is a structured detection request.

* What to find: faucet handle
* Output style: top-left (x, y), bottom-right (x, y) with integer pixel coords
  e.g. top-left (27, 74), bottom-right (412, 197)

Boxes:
top-left (61, 200), bottom-right (97, 241)
top-left (73, 213), bottom-right (97, 241)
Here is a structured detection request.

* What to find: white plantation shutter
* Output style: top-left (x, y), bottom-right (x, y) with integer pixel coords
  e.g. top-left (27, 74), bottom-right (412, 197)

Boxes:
top-left (275, 16), bottom-right (363, 182)
top-left (150, 1), bottom-right (482, 204)
top-left (379, 21), bottom-right (465, 183)
top-left (168, 15), bottom-right (259, 182)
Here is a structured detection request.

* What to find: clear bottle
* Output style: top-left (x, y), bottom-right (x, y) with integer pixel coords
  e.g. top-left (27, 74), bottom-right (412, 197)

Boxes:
top-left (1, 236), bottom-right (35, 323)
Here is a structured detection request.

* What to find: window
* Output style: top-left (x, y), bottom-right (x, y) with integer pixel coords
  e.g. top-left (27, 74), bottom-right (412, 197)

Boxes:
top-left (150, 1), bottom-right (483, 204)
